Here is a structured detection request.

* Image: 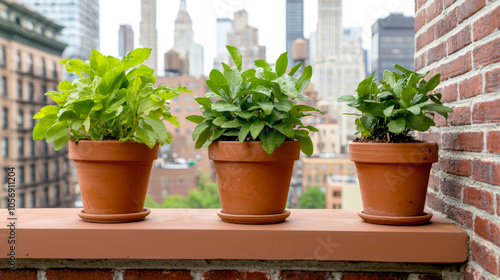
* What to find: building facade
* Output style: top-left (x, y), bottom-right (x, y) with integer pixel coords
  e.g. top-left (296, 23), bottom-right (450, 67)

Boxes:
top-left (286, 0), bottom-right (303, 66)
top-left (371, 14), bottom-right (414, 80)
top-left (139, 0), bottom-right (158, 73)
top-left (118, 24), bottom-right (134, 58)
top-left (0, 0), bottom-right (72, 208)
top-left (17, 0), bottom-right (99, 74)
top-left (213, 18), bottom-right (232, 69)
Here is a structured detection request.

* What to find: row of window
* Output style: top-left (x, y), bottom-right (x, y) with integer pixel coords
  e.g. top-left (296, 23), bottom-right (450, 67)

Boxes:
top-left (2, 160), bottom-right (66, 186)
top-left (1, 137), bottom-right (49, 158)
top-left (1, 108), bottom-right (37, 130)
top-left (0, 46), bottom-right (58, 78)
top-left (1, 76), bottom-right (51, 102)
top-left (2, 184), bottom-right (68, 208)
top-left (306, 163), bottom-right (354, 171)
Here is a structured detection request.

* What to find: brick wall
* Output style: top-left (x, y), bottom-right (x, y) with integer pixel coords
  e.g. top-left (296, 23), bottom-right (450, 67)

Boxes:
top-left (415, 0), bottom-right (500, 279)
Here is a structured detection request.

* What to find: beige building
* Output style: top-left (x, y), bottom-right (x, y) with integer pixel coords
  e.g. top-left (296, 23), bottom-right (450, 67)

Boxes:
top-left (0, 0), bottom-right (71, 208)
top-left (301, 155), bottom-right (356, 192)
top-left (139, 0), bottom-right (158, 73)
top-left (326, 179), bottom-right (362, 210)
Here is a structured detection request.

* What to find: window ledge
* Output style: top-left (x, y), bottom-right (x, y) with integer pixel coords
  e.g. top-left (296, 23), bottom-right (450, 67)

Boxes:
top-left (1, 209), bottom-right (468, 263)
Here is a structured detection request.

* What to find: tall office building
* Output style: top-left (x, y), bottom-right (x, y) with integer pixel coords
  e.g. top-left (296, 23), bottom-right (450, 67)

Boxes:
top-left (118, 24), bottom-right (134, 58)
top-left (0, 0), bottom-right (73, 208)
top-left (214, 18), bottom-right (232, 69)
top-left (371, 14), bottom-right (414, 79)
top-left (17, 0), bottom-right (99, 63)
top-left (313, 0), bottom-right (365, 153)
top-left (139, 0), bottom-right (158, 73)
top-left (286, 0), bottom-right (304, 66)
top-left (227, 10), bottom-right (265, 70)
top-left (173, 0), bottom-right (203, 77)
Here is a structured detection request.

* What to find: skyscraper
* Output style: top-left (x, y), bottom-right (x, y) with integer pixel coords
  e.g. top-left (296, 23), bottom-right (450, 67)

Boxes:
top-left (286, 0), bottom-right (304, 66)
top-left (118, 25), bottom-right (134, 58)
top-left (0, 0), bottom-right (73, 208)
top-left (173, 0), bottom-right (204, 77)
top-left (371, 14), bottom-right (415, 79)
top-left (17, 0), bottom-right (99, 79)
top-left (227, 10), bottom-right (265, 70)
top-left (214, 18), bottom-right (233, 69)
top-left (139, 0), bottom-right (158, 73)
top-left (313, 0), bottom-right (365, 153)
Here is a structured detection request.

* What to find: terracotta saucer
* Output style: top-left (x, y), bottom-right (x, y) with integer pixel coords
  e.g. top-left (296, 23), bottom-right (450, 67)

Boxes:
top-left (217, 210), bottom-right (291, 224)
top-left (358, 211), bottom-right (433, 226)
top-left (78, 208), bottom-right (151, 223)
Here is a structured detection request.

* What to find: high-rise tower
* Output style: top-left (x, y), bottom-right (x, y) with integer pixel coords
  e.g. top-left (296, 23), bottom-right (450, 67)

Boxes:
top-left (119, 25), bottom-right (134, 58)
top-left (139, 0), bottom-right (158, 73)
top-left (286, 0), bottom-right (304, 66)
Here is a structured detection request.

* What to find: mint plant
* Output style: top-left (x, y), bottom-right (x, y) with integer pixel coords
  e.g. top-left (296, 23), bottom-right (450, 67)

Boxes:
top-left (337, 65), bottom-right (453, 142)
top-left (186, 45), bottom-right (322, 155)
top-left (33, 48), bottom-right (189, 150)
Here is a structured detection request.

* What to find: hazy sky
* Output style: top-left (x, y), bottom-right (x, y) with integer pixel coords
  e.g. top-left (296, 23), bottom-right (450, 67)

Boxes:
top-left (99, 0), bottom-right (414, 76)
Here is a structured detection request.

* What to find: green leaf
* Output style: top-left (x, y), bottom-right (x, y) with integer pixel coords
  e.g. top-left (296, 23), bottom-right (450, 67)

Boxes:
top-left (406, 113), bottom-right (435, 132)
top-left (226, 45), bottom-right (242, 72)
top-left (260, 130), bottom-right (275, 154)
top-left (45, 91), bottom-right (65, 105)
top-left (337, 95), bottom-right (356, 103)
top-left (186, 115), bottom-right (205, 124)
top-left (195, 97), bottom-right (213, 110)
top-left (273, 131), bottom-right (286, 148)
top-left (32, 115), bottom-right (57, 140)
top-left (212, 100), bottom-right (241, 112)
top-left (258, 102), bottom-right (274, 115)
top-left (383, 105), bottom-right (394, 117)
top-left (394, 64), bottom-right (414, 76)
top-left (275, 52), bottom-right (288, 77)
top-left (294, 105), bottom-right (323, 114)
top-left (274, 123), bottom-right (295, 138)
top-left (407, 105), bottom-right (421, 115)
top-left (288, 62), bottom-right (303, 76)
top-left (142, 114), bottom-right (168, 144)
top-left (33, 105), bottom-right (59, 119)
top-left (221, 119), bottom-right (243, 128)
top-left (383, 70), bottom-right (396, 88)
top-left (296, 65), bottom-right (312, 93)
top-left (83, 116), bottom-right (90, 133)
top-left (387, 118), bottom-right (406, 134)
top-left (89, 49), bottom-right (110, 77)
top-left (401, 87), bottom-right (417, 107)
top-left (60, 58), bottom-right (93, 78)
top-left (254, 60), bottom-right (271, 71)
top-left (195, 128), bottom-right (212, 149)
top-left (275, 100), bottom-right (293, 112)
top-left (422, 74), bottom-right (441, 92)
top-left (421, 103), bottom-right (454, 118)
top-left (53, 135), bottom-right (69, 151)
top-left (238, 123), bottom-right (251, 142)
top-left (250, 121), bottom-right (266, 139)
top-left (235, 111), bottom-right (257, 119)
top-left (192, 121), bottom-right (210, 141)
top-left (46, 122), bottom-right (67, 143)
top-left (58, 109), bottom-right (80, 121)
top-left (212, 128), bottom-right (224, 141)
top-left (209, 69), bottom-right (228, 90)
top-left (297, 135), bottom-right (313, 156)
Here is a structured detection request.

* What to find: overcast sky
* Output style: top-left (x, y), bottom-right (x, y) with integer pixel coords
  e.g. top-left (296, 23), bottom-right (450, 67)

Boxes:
top-left (99, 0), bottom-right (414, 76)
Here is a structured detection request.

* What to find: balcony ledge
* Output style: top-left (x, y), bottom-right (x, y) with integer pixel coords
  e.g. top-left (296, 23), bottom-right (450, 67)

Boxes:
top-left (0, 209), bottom-right (467, 263)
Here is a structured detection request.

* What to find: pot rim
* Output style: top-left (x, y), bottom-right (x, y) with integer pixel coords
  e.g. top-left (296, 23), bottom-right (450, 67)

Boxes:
top-left (209, 140), bottom-right (300, 162)
top-left (69, 140), bottom-right (159, 162)
top-left (349, 142), bottom-right (439, 163)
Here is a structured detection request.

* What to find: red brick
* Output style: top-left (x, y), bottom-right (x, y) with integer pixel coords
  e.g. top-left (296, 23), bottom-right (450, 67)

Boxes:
top-left (416, 28), bottom-right (436, 51)
top-left (459, 74), bottom-right (482, 99)
top-left (416, 0), bottom-right (429, 11)
top-left (473, 38), bottom-right (500, 68)
top-left (426, 193), bottom-right (446, 213)
top-left (124, 270), bottom-right (191, 280)
top-left (203, 270), bottom-right (269, 280)
top-left (428, 174), bottom-right (440, 191)
top-left (415, 51), bottom-right (428, 70)
top-left (473, 6), bottom-right (500, 41)
top-left (46, 269), bottom-right (114, 280)
top-left (441, 51), bottom-right (472, 80)
top-left (442, 132), bottom-right (484, 152)
top-left (428, 43), bottom-right (446, 64)
top-left (446, 204), bottom-right (473, 228)
top-left (440, 157), bottom-right (472, 177)
top-left (473, 99), bottom-right (500, 123)
top-left (497, 194), bottom-right (500, 216)
top-left (474, 216), bottom-right (500, 246)
top-left (485, 67), bottom-right (500, 93)
top-left (458, 0), bottom-right (486, 23)
top-left (437, 83), bottom-right (458, 102)
top-left (415, 10), bottom-right (427, 33)
top-left (341, 272), bottom-right (407, 280)
top-left (418, 275), bottom-right (444, 280)
top-left (487, 131), bottom-right (500, 153)
top-left (0, 270), bottom-right (37, 280)
top-left (426, 0), bottom-right (443, 22)
top-left (434, 113), bottom-right (447, 127)
top-left (441, 179), bottom-right (464, 199)
top-left (465, 265), bottom-right (487, 280)
top-left (448, 106), bottom-right (471, 125)
top-left (444, 0), bottom-right (456, 9)
top-left (447, 25), bottom-right (472, 55)
top-left (435, 8), bottom-right (457, 39)
top-left (472, 159), bottom-right (500, 185)
top-left (464, 186), bottom-right (495, 213)
top-left (418, 131), bottom-right (441, 145)
top-left (280, 271), bottom-right (327, 280)
top-left (471, 240), bottom-right (498, 275)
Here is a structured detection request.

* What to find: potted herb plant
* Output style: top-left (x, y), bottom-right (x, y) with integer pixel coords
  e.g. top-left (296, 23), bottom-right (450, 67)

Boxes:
top-left (337, 65), bottom-right (453, 225)
top-left (32, 48), bottom-right (188, 222)
top-left (187, 46), bottom-right (321, 224)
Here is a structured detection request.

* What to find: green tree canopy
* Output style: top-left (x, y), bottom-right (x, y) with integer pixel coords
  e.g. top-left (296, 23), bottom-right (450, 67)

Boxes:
top-left (299, 186), bottom-right (326, 209)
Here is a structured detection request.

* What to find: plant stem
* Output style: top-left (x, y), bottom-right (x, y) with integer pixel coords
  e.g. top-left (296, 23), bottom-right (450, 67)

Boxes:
top-left (387, 132), bottom-right (391, 142)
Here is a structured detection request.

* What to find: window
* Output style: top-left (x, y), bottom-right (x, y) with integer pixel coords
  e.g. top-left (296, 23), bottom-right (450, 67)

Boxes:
top-left (30, 190), bottom-right (36, 207)
top-left (17, 79), bottom-right (22, 99)
top-left (333, 191), bottom-right (341, 197)
top-left (0, 46), bottom-right (5, 66)
top-left (41, 85), bottom-right (47, 103)
top-left (55, 185), bottom-right (60, 205)
top-left (41, 59), bottom-right (46, 77)
top-left (28, 83), bottom-right (34, 100)
top-left (17, 109), bottom-right (23, 127)
top-left (1, 76), bottom-right (6, 96)
top-left (30, 111), bottom-right (36, 128)
top-left (30, 139), bottom-right (35, 156)
top-left (54, 160), bottom-right (59, 178)
top-left (18, 137), bottom-right (24, 157)
top-left (30, 164), bottom-right (35, 182)
top-left (52, 63), bottom-right (57, 79)
top-left (16, 52), bottom-right (21, 70)
top-left (1, 138), bottom-right (8, 158)
top-left (43, 162), bottom-right (48, 180)
top-left (2, 107), bottom-right (7, 129)
top-left (19, 193), bottom-right (25, 208)
top-left (44, 187), bottom-right (49, 206)
top-left (28, 55), bottom-right (33, 73)
top-left (42, 141), bottom-right (47, 155)
top-left (18, 166), bottom-right (24, 184)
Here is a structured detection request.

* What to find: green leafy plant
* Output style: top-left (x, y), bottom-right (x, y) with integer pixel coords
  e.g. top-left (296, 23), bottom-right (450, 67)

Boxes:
top-left (186, 45), bottom-right (322, 155)
top-left (32, 48), bottom-right (189, 150)
top-left (337, 65), bottom-right (453, 142)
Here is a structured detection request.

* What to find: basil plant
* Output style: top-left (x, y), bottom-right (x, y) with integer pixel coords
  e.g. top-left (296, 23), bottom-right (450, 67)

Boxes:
top-left (187, 45), bottom-right (322, 155)
top-left (337, 65), bottom-right (453, 142)
top-left (33, 48), bottom-right (189, 150)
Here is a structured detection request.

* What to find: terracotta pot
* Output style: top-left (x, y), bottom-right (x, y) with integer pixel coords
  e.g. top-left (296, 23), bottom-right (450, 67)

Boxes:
top-left (209, 141), bottom-right (300, 224)
top-left (349, 142), bottom-right (439, 225)
top-left (69, 140), bottom-right (158, 222)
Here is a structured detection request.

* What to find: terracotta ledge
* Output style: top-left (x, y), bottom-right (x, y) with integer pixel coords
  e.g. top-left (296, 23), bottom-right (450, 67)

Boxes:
top-left (0, 209), bottom-right (468, 263)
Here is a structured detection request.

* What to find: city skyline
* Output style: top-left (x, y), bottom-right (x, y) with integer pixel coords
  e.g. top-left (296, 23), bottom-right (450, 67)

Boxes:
top-left (99, 0), bottom-right (414, 76)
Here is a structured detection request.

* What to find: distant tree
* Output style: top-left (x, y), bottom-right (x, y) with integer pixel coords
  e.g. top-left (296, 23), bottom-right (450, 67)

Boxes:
top-left (299, 186), bottom-right (326, 209)
top-left (144, 194), bottom-right (160, 208)
top-left (162, 194), bottom-right (188, 208)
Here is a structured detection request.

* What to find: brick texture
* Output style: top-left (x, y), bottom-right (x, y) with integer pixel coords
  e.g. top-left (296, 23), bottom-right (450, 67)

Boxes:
top-left (45, 269), bottom-right (114, 280)
top-left (442, 132), bottom-right (483, 152)
top-left (439, 157), bottom-right (471, 177)
top-left (447, 106), bottom-right (471, 125)
top-left (464, 186), bottom-right (494, 214)
top-left (473, 37), bottom-right (500, 67)
top-left (473, 6), bottom-right (500, 41)
top-left (487, 131), bottom-right (500, 153)
top-left (473, 99), bottom-right (500, 123)
top-left (474, 216), bottom-right (500, 246)
top-left (472, 160), bottom-right (500, 185)
top-left (457, 0), bottom-right (486, 23)
top-left (459, 74), bottom-right (482, 99)
top-left (435, 8), bottom-right (457, 39)
top-left (0, 270), bottom-right (37, 280)
top-left (448, 25), bottom-right (472, 55)
top-left (485, 67), bottom-right (500, 93)
top-left (471, 240), bottom-right (498, 275)
top-left (124, 270), bottom-right (191, 280)
top-left (280, 271), bottom-right (327, 280)
top-left (440, 51), bottom-right (471, 80)
top-left (445, 204), bottom-right (473, 228)
top-left (202, 270), bottom-right (269, 280)
top-left (440, 178), bottom-right (464, 199)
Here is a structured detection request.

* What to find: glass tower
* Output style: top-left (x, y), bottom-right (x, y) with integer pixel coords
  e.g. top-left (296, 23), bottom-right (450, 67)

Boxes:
top-left (286, 0), bottom-right (304, 66)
